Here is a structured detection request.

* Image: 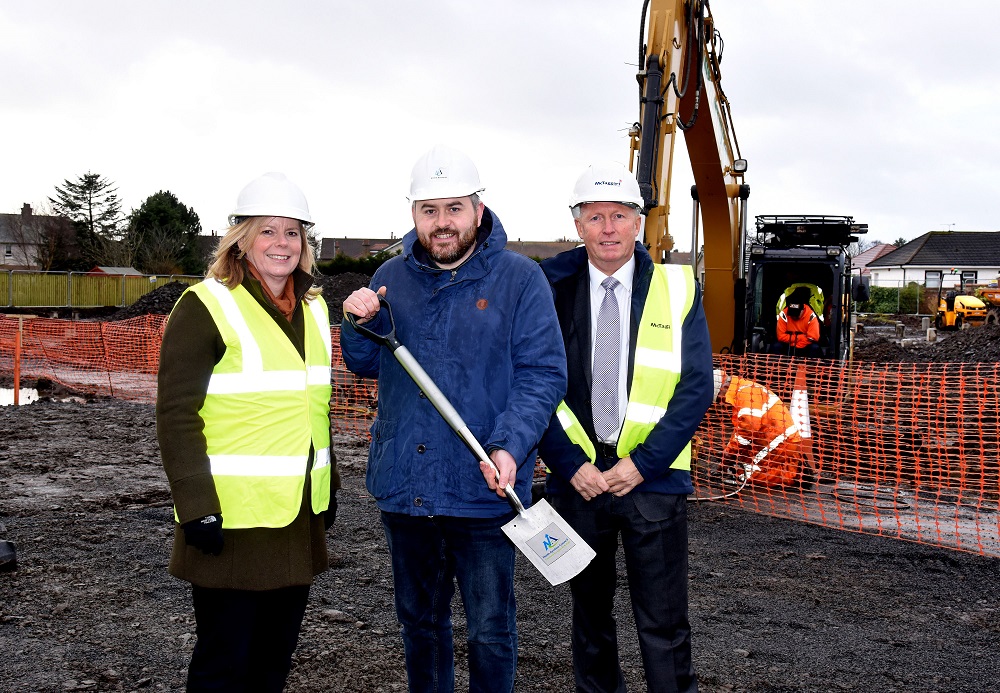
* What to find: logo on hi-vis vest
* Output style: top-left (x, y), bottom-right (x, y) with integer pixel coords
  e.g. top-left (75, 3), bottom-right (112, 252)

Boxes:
top-left (527, 522), bottom-right (576, 565)
top-left (648, 322), bottom-right (672, 330)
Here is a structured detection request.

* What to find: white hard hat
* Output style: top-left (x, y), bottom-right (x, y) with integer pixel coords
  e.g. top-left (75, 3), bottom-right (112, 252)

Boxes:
top-left (408, 145), bottom-right (485, 203)
top-left (568, 162), bottom-right (644, 210)
top-left (229, 172), bottom-right (312, 226)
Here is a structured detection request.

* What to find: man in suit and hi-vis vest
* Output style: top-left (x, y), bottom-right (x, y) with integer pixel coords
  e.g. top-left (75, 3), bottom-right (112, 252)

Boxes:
top-left (537, 162), bottom-right (715, 693)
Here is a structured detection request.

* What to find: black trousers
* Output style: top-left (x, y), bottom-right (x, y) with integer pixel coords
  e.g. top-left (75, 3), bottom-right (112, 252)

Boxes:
top-left (550, 488), bottom-right (696, 693)
top-left (187, 584), bottom-right (310, 693)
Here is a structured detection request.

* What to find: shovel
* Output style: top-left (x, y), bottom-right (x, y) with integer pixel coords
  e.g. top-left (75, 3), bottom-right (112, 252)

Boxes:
top-left (348, 296), bottom-right (595, 586)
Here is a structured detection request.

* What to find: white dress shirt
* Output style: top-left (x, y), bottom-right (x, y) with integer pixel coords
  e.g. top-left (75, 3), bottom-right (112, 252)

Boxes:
top-left (588, 256), bottom-right (635, 444)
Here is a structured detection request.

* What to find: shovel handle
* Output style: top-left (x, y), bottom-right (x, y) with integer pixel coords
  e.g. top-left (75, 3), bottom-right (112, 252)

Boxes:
top-left (345, 295), bottom-right (402, 351)
top-left (393, 345), bottom-right (527, 515)
top-left (349, 296), bottom-right (526, 515)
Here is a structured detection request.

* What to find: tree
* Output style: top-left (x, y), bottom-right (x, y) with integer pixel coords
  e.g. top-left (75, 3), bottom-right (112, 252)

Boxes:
top-left (126, 190), bottom-right (204, 275)
top-left (893, 237), bottom-right (908, 248)
top-left (49, 172), bottom-right (124, 268)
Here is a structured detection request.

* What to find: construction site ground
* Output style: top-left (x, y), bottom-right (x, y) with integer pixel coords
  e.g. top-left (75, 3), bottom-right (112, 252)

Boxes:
top-left (2, 290), bottom-right (1000, 692)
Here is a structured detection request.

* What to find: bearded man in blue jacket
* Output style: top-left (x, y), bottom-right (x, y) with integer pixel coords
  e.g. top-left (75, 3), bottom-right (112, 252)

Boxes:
top-left (340, 144), bottom-right (567, 693)
top-left (537, 162), bottom-right (714, 693)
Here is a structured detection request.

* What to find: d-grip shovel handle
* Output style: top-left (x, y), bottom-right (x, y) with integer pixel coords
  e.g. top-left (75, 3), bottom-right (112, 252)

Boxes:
top-left (347, 296), bottom-right (526, 515)
top-left (345, 295), bottom-right (402, 351)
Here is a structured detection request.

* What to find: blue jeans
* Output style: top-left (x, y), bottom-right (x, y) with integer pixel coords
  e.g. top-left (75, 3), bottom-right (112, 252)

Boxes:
top-left (380, 511), bottom-right (518, 693)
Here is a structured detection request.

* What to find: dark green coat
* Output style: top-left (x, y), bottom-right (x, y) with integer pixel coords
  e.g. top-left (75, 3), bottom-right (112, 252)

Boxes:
top-left (156, 269), bottom-right (339, 590)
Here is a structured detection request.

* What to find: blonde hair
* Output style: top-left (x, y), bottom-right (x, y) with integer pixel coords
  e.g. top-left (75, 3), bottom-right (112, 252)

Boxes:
top-left (207, 216), bottom-right (321, 301)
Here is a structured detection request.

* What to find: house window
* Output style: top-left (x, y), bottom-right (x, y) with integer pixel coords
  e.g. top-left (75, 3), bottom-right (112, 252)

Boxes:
top-left (961, 271), bottom-right (977, 289)
top-left (3, 244), bottom-right (12, 258)
top-left (925, 270), bottom-right (941, 289)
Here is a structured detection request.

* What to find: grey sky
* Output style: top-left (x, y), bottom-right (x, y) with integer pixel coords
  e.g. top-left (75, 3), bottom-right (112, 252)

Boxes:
top-left (3, 1), bottom-right (998, 249)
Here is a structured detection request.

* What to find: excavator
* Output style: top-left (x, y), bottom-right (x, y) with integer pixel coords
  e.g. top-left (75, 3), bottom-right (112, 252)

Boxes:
top-left (628, 0), bottom-right (868, 358)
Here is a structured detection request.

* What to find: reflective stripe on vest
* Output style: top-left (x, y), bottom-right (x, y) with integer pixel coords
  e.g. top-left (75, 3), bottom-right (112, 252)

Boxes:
top-left (182, 279), bottom-right (333, 529)
top-left (555, 264), bottom-right (696, 471)
top-left (728, 378), bottom-right (800, 463)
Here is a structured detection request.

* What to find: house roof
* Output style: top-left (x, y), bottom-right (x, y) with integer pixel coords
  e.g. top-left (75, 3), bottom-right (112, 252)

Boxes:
top-left (852, 243), bottom-right (897, 273)
top-left (867, 231), bottom-right (1000, 268)
top-left (319, 237), bottom-right (402, 260)
top-left (318, 237), bottom-right (580, 261)
top-left (89, 266), bottom-right (143, 275)
top-left (504, 240), bottom-right (580, 260)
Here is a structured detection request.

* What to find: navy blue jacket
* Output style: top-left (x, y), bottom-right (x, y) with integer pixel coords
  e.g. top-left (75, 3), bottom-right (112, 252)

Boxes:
top-left (340, 208), bottom-right (567, 517)
top-left (537, 243), bottom-right (714, 496)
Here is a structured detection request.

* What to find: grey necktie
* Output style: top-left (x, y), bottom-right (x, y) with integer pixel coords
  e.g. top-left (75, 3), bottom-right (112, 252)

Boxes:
top-left (592, 276), bottom-right (621, 442)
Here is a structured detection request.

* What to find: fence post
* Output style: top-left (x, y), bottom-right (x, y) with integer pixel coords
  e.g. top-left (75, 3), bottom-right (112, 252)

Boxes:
top-left (67, 272), bottom-right (73, 307)
top-left (13, 316), bottom-right (23, 405)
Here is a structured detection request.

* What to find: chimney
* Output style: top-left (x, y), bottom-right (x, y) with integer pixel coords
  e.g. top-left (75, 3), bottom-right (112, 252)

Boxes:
top-left (21, 203), bottom-right (32, 218)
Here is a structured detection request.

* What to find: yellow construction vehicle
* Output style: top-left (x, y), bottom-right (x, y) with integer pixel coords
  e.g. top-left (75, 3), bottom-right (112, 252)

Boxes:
top-left (932, 270), bottom-right (987, 330)
top-left (972, 285), bottom-right (1000, 325)
top-left (628, 0), bottom-right (869, 357)
top-left (936, 291), bottom-right (987, 330)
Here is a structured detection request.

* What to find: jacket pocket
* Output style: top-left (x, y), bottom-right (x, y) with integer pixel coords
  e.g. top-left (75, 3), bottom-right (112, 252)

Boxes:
top-left (632, 492), bottom-right (686, 525)
top-left (452, 423), bottom-right (498, 503)
top-left (366, 418), bottom-right (398, 500)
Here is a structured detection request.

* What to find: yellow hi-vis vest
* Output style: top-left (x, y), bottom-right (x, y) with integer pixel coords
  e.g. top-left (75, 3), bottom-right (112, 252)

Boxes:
top-left (183, 279), bottom-right (333, 529)
top-left (555, 264), bottom-right (696, 471)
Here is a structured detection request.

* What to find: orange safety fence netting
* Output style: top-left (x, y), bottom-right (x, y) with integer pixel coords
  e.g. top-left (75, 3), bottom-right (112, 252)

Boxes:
top-left (0, 315), bottom-right (379, 427)
top-left (697, 353), bottom-right (1000, 559)
top-left (2, 315), bottom-right (998, 558)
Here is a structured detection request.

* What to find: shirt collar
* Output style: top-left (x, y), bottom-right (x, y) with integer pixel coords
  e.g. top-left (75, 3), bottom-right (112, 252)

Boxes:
top-left (588, 255), bottom-right (635, 293)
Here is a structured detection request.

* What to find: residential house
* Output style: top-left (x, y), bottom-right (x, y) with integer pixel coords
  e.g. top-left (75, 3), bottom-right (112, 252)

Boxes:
top-left (0, 204), bottom-right (73, 270)
top-left (504, 239), bottom-right (580, 260)
top-left (319, 236), bottom-right (581, 262)
top-left (320, 237), bottom-right (403, 261)
top-left (851, 243), bottom-right (897, 277)
top-left (865, 231), bottom-right (1000, 289)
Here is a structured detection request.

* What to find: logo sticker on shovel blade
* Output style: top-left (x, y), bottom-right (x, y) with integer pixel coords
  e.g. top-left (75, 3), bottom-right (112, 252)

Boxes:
top-left (524, 522), bottom-right (577, 565)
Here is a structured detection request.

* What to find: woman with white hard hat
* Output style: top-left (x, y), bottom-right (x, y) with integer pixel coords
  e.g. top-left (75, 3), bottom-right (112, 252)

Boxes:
top-left (157, 172), bottom-right (339, 691)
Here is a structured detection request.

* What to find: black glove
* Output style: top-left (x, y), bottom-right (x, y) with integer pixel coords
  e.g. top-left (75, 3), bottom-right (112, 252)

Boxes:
top-left (324, 492), bottom-right (338, 531)
top-left (182, 514), bottom-right (224, 556)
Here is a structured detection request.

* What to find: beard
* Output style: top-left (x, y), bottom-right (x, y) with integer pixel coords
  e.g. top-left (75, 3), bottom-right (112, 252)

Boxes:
top-left (426, 225), bottom-right (478, 266)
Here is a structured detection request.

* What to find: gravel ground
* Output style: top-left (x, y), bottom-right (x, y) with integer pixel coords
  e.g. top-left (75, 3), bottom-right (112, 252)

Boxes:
top-left (1, 399), bottom-right (998, 693)
top-left (2, 299), bottom-right (999, 691)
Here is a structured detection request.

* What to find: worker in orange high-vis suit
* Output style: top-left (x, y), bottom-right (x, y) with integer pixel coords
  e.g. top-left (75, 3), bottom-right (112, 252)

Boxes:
top-left (771, 285), bottom-right (821, 357)
top-left (713, 369), bottom-right (805, 487)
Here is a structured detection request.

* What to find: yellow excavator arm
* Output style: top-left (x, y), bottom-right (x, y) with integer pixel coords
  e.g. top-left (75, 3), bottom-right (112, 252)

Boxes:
top-left (629, 0), bottom-right (749, 353)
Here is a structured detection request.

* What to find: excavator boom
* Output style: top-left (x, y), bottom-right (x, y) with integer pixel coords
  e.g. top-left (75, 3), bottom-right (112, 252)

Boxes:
top-left (630, 0), bottom-right (748, 353)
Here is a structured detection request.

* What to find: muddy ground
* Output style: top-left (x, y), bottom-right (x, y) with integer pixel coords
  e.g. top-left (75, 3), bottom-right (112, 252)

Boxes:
top-left (1, 398), bottom-right (998, 693)
top-left (2, 297), bottom-right (1000, 691)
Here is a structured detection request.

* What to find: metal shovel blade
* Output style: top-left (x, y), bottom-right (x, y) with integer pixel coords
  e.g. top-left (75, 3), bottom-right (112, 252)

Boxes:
top-left (500, 498), bottom-right (596, 586)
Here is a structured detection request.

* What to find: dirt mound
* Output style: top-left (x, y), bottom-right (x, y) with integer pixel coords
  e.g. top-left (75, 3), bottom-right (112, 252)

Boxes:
top-left (854, 323), bottom-right (1000, 363)
top-left (106, 282), bottom-right (191, 321)
top-left (313, 272), bottom-right (371, 317)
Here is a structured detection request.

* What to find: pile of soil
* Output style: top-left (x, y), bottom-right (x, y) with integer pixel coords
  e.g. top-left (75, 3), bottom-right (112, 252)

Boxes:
top-left (106, 283), bottom-right (192, 321)
top-left (853, 320), bottom-right (1000, 363)
top-left (1, 400), bottom-right (998, 692)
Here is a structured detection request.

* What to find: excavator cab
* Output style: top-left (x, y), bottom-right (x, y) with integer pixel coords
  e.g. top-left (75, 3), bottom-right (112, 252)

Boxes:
top-left (744, 215), bottom-right (867, 360)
